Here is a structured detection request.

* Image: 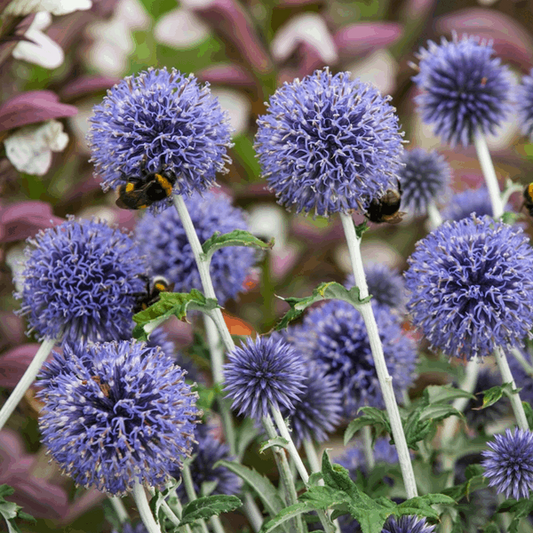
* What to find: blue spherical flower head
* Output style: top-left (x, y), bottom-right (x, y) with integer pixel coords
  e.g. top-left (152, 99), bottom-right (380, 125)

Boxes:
top-left (290, 301), bottom-right (417, 417)
top-left (16, 217), bottom-right (147, 343)
top-left (224, 335), bottom-right (307, 421)
top-left (281, 362), bottom-right (342, 447)
top-left (517, 69), bottom-right (533, 140)
top-left (398, 148), bottom-right (451, 215)
top-left (88, 67), bottom-right (232, 211)
top-left (482, 428), bottom-right (533, 500)
top-left (405, 215), bottom-right (533, 360)
top-left (337, 438), bottom-right (398, 479)
top-left (412, 33), bottom-right (512, 147)
top-left (255, 68), bottom-right (404, 217)
top-left (38, 340), bottom-right (200, 495)
top-left (173, 424), bottom-right (242, 502)
top-left (442, 187), bottom-right (496, 221)
top-left (346, 263), bottom-right (406, 310)
top-left (382, 516), bottom-right (435, 533)
top-left (135, 190), bottom-right (256, 305)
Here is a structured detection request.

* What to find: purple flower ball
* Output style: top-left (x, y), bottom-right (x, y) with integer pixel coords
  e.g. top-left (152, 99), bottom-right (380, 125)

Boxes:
top-left (412, 33), bottom-right (512, 147)
top-left (255, 68), bottom-right (404, 216)
top-left (382, 516), bottom-right (435, 533)
top-left (88, 67), bottom-right (232, 211)
top-left (517, 68), bottom-right (533, 140)
top-left (16, 217), bottom-right (147, 343)
top-left (405, 215), bottom-right (533, 360)
top-left (223, 335), bottom-right (307, 421)
top-left (482, 428), bottom-right (533, 500)
top-left (38, 340), bottom-right (199, 495)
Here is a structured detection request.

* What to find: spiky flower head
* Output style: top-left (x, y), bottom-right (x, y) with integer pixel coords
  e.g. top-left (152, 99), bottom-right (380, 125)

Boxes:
top-left (336, 438), bottom-right (398, 479)
top-left (135, 191), bottom-right (256, 305)
top-left (281, 362), bottom-right (342, 447)
top-left (88, 67), bottom-right (232, 211)
top-left (255, 68), bottom-right (404, 217)
top-left (382, 516), bottom-right (435, 533)
top-left (405, 215), bottom-right (533, 360)
top-left (38, 340), bottom-right (199, 495)
top-left (346, 263), bottom-right (406, 310)
top-left (442, 187), bottom-right (496, 221)
top-left (290, 301), bottom-right (416, 417)
top-left (223, 335), bottom-right (307, 421)
top-left (482, 428), bottom-right (533, 500)
top-left (16, 217), bottom-right (147, 343)
top-left (517, 69), bottom-right (533, 140)
top-left (412, 33), bottom-right (512, 147)
top-left (173, 424), bottom-right (242, 502)
top-left (398, 148), bottom-right (451, 215)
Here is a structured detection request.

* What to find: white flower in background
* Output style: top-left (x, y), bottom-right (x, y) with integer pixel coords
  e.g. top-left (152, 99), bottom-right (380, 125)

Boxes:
top-left (4, 120), bottom-right (69, 176)
top-left (347, 49), bottom-right (399, 96)
top-left (12, 12), bottom-right (64, 69)
top-left (4, 0), bottom-right (92, 16)
top-left (154, 8), bottom-right (210, 49)
top-left (86, 0), bottom-right (149, 76)
top-left (271, 13), bottom-right (338, 64)
top-left (211, 88), bottom-right (250, 137)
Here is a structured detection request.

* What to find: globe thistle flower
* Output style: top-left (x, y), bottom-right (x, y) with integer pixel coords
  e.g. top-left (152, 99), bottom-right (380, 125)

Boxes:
top-left (336, 438), bottom-right (398, 479)
top-left (281, 362), bottom-right (343, 447)
top-left (16, 217), bottom-right (147, 343)
top-left (88, 67), bottom-right (232, 210)
top-left (398, 148), bottom-right (451, 215)
top-left (38, 340), bottom-right (199, 495)
top-left (346, 263), bottom-right (406, 310)
top-left (173, 424), bottom-right (242, 502)
top-left (442, 187), bottom-right (495, 221)
top-left (223, 335), bottom-right (307, 421)
top-left (482, 428), bottom-right (533, 500)
top-left (135, 191), bottom-right (256, 305)
top-left (382, 516), bottom-right (435, 533)
top-left (412, 33), bottom-right (512, 147)
top-left (517, 69), bottom-right (533, 140)
top-left (255, 68), bottom-right (404, 217)
top-left (291, 301), bottom-right (417, 417)
top-left (405, 215), bottom-right (533, 360)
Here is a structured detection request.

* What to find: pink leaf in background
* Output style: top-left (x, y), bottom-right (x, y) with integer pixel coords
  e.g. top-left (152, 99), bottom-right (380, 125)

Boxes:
top-left (197, 64), bottom-right (256, 88)
top-left (60, 75), bottom-right (120, 100)
top-left (0, 90), bottom-right (77, 132)
top-left (0, 344), bottom-right (40, 388)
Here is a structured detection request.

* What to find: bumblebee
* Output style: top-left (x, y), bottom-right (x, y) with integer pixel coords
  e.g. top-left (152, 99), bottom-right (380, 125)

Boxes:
top-left (134, 275), bottom-right (175, 314)
top-left (523, 183), bottom-right (533, 217)
top-left (364, 182), bottom-right (405, 224)
top-left (116, 161), bottom-right (177, 210)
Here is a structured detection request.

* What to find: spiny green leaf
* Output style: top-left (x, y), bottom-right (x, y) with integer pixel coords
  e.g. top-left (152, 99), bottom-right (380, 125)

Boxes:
top-left (180, 495), bottom-right (242, 526)
top-left (259, 437), bottom-right (289, 453)
top-left (442, 474), bottom-right (487, 500)
top-left (260, 501), bottom-right (325, 533)
top-left (216, 460), bottom-right (284, 518)
top-left (0, 485), bottom-right (35, 533)
top-left (275, 282), bottom-right (371, 331)
top-left (344, 407), bottom-right (391, 445)
top-left (132, 290), bottom-right (219, 341)
top-left (476, 382), bottom-right (518, 410)
top-left (423, 385), bottom-right (476, 404)
top-left (523, 401), bottom-right (533, 429)
top-left (201, 230), bottom-right (274, 263)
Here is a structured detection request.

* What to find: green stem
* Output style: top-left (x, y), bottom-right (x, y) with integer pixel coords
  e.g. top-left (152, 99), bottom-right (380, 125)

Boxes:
top-left (495, 347), bottom-right (529, 430)
top-left (426, 201), bottom-right (443, 228)
top-left (243, 493), bottom-right (263, 533)
top-left (510, 347), bottom-right (533, 376)
top-left (108, 496), bottom-right (129, 524)
top-left (0, 337), bottom-right (57, 432)
top-left (473, 133), bottom-right (504, 219)
top-left (182, 464), bottom-right (211, 533)
top-left (362, 426), bottom-right (375, 470)
top-left (339, 212), bottom-right (418, 499)
top-left (303, 439), bottom-right (321, 474)
top-left (132, 482), bottom-right (161, 533)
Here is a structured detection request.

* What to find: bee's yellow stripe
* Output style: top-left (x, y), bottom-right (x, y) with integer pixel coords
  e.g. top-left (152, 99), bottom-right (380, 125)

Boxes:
top-left (155, 174), bottom-right (173, 196)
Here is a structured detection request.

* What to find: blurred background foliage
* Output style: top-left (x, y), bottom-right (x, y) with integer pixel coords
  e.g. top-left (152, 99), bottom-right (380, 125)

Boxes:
top-left (2, 0), bottom-right (533, 530)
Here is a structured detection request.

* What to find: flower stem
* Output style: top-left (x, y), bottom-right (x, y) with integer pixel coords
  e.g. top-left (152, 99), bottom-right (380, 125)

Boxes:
top-left (132, 482), bottom-right (162, 533)
top-left (243, 493), bottom-right (263, 533)
top-left (426, 201), bottom-right (443, 228)
top-left (109, 496), bottom-right (129, 524)
top-left (510, 347), bottom-right (533, 376)
top-left (182, 464), bottom-right (211, 533)
top-left (440, 361), bottom-right (480, 446)
top-left (474, 133), bottom-right (504, 219)
top-left (362, 425), bottom-right (375, 470)
top-left (495, 347), bottom-right (529, 430)
top-left (303, 439), bottom-right (321, 474)
top-left (339, 212), bottom-right (418, 499)
top-left (0, 337), bottom-right (57, 432)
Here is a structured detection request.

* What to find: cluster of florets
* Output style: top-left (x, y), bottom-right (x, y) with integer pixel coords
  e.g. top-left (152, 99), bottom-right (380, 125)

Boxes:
top-left (442, 187), bottom-right (496, 221)
top-left (135, 191), bottom-right (256, 305)
top-left (289, 300), bottom-right (417, 417)
top-left (38, 341), bottom-right (199, 495)
top-left (405, 215), bottom-right (533, 360)
top-left (88, 67), bottom-right (232, 210)
top-left (412, 33), bottom-right (512, 146)
top-left (255, 68), bottom-right (404, 216)
top-left (16, 217), bottom-right (147, 344)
